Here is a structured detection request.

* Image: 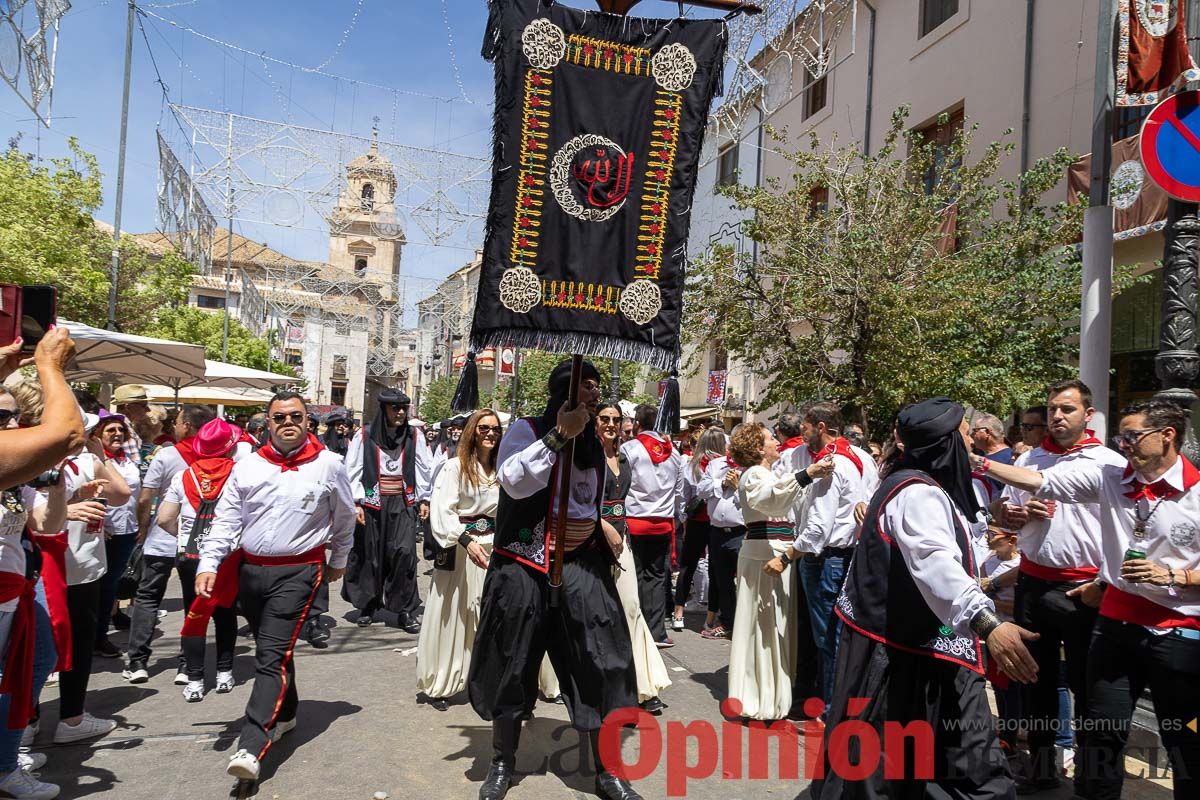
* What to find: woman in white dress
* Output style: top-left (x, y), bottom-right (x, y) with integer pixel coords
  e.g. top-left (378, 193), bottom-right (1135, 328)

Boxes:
top-left (728, 423), bottom-right (832, 721)
top-left (596, 401), bottom-right (671, 712)
top-left (416, 410), bottom-right (501, 710)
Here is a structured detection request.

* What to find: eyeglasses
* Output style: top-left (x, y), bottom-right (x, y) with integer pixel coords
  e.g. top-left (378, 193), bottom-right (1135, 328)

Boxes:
top-left (597, 415), bottom-right (621, 424)
top-left (476, 424), bottom-right (500, 435)
top-left (1117, 428), bottom-right (1164, 448)
top-left (270, 412), bottom-right (305, 424)
top-left (0, 409), bottom-right (20, 425)
top-left (1020, 423), bottom-right (1046, 431)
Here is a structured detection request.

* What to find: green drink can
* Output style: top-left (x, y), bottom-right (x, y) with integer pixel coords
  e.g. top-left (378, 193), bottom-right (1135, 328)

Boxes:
top-left (1124, 548), bottom-right (1147, 562)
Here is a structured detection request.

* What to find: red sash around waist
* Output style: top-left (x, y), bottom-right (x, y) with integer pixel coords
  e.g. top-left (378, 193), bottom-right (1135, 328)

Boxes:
top-left (36, 533), bottom-right (71, 673)
top-left (625, 516), bottom-right (674, 537)
top-left (1100, 586), bottom-right (1200, 630)
top-left (1018, 556), bottom-right (1099, 583)
top-left (0, 573), bottom-right (36, 729)
top-left (242, 545), bottom-right (327, 567)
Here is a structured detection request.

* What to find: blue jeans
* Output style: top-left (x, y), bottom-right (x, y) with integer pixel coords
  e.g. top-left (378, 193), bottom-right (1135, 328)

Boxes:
top-left (0, 582), bottom-right (57, 771)
top-left (1056, 661), bottom-right (1074, 748)
top-left (800, 553), bottom-right (847, 707)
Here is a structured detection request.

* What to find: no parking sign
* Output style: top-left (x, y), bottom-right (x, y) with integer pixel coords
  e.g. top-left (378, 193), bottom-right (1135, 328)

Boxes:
top-left (1141, 90), bottom-right (1200, 202)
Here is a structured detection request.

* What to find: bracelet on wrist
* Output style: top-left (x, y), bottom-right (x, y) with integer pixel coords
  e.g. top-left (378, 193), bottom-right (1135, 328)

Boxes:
top-left (542, 428), bottom-right (568, 452)
top-left (970, 609), bottom-right (1003, 640)
top-left (779, 552), bottom-right (792, 566)
top-left (976, 458), bottom-right (992, 475)
top-left (457, 532), bottom-right (474, 548)
top-left (795, 470), bottom-right (814, 488)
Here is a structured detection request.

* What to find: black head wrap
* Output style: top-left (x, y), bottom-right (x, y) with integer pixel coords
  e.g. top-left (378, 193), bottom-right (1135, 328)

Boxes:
top-left (361, 389), bottom-right (417, 503)
top-left (321, 406), bottom-right (351, 456)
top-left (895, 397), bottom-right (981, 520)
top-left (370, 389), bottom-right (412, 451)
top-left (541, 358), bottom-right (604, 471)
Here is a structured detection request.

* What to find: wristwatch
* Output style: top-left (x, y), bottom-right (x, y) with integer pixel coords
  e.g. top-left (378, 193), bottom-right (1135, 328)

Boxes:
top-left (542, 427), bottom-right (569, 452)
top-left (779, 551), bottom-right (793, 567)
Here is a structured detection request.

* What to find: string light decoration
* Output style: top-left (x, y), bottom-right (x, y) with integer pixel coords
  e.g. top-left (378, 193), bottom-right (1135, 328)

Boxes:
top-left (0, 0), bottom-right (71, 125)
top-left (156, 131), bottom-right (216, 276)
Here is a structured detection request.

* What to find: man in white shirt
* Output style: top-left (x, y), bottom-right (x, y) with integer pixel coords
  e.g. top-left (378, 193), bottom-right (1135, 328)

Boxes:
top-left (196, 392), bottom-right (355, 785)
top-left (995, 380), bottom-right (1126, 794)
top-left (621, 404), bottom-right (683, 646)
top-left (790, 402), bottom-right (879, 707)
top-left (979, 399), bottom-right (1200, 800)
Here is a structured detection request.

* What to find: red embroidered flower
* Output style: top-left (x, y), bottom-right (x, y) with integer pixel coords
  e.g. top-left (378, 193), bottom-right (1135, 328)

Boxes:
top-left (575, 292), bottom-right (585, 303)
top-left (651, 203), bottom-right (662, 214)
top-left (531, 73), bottom-right (543, 85)
top-left (519, 217), bottom-right (530, 229)
top-left (557, 291), bottom-right (567, 301)
top-left (518, 236), bottom-right (529, 248)
top-left (583, 44), bottom-right (594, 56)
top-left (664, 109), bottom-right (676, 121)
top-left (661, 128), bottom-right (673, 141)
top-left (623, 52), bottom-right (634, 65)
top-left (654, 170), bottom-right (665, 182)
top-left (527, 138), bottom-right (538, 150)
top-left (649, 223), bottom-right (661, 235)
top-left (523, 175), bottom-right (535, 186)
top-left (647, 244), bottom-right (658, 256)
top-left (659, 150), bottom-right (670, 161)
top-left (603, 49), bottom-right (613, 61)
top-left (531, 97), bottom-right (541, 107)
top-left (521, 196), bottom-right (532, 208)
top-left (594, 295), bottom-right (603, 306)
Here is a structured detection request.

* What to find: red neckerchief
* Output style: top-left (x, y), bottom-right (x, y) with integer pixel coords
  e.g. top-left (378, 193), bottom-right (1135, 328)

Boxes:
top-left (182, 456), bottom-right (236, 510)
top-left (103, 447), bottom-right (125, 463)
top-left (636, 432), bottom-right (673, 465)
top-left (698, 454), bottom-right (712, 472)
top-left (1122, 457), bottom-right (1200, 502)
top-left (154, 433), bottom-right (175, 446)
top-left (257, 433), bottom-right (324, 472)
top-left (809, 437), bottom-right (864, 476)
top-left (779, 436), bottom-right (806, 453)
top-left (174, 437), bottom-right (200, 467)
top-left (1041, 429), bottom-right (1103, 455)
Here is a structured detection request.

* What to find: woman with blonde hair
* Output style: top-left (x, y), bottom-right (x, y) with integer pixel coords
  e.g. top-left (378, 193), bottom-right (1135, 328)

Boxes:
top-left (416, 409), bottom-right (503, 710)
top-left (728, 423), bottom-right (833, 720)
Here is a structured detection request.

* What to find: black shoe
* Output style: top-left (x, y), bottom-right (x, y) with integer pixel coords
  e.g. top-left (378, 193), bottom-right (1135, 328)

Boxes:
top-left (356, 614), bottom-right (373, 627)
top-left (304, 620), bottom-right (330, 648)
top-left (639, 697), bottom-right (664, 715)
top-left (520, 708), bottom-right (533, 721)
top-left (399, 613), bottom-right (421, 634)
top-left (94, 639), bottom-right (121, 658)
top-left (595, 771), bottom-right (642, 800)
top-left (1015, 777), bottom-right (1061, 795)
top-left (430, 697), bottom-right (450, 711)
top-left (111, 610), bottom-right (132, 631)
top-left (478, 760), bottom-right (513, 800)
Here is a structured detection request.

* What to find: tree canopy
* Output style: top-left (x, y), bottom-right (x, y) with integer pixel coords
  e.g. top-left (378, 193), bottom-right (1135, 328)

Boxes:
top-left (685, 108), bottom-right (1137, 431)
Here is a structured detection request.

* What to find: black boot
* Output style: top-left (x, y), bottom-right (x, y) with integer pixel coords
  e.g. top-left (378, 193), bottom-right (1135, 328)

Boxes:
top-left (590, 730), bottom-right (642, 800)
top-left (479, 718), bottom-right (521, 800)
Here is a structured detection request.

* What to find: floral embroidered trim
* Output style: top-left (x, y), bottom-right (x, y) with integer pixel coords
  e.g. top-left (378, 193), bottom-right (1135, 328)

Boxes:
top-left (510, 69), bottom-right (554, 269)
top-left (635, 91), bottom-right (682, 281)
top-left (1115, 3), bottom-right (1199, 107)
top-left (541, 279), bottom-right (621, 315)
top-left (565, 34), bottom-right (652, 75)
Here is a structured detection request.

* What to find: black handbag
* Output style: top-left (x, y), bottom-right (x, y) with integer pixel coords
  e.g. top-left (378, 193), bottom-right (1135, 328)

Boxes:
top-left (118, 544), bottom-right (143, 601)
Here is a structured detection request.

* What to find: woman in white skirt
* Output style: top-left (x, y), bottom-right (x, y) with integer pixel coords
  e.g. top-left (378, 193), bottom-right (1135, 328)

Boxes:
top-left (416, 410), bottom-right (501, 711)
top-left (597, 401), bottom-right (671, 713)
top-left (728, 423), bottom-right (833, 721)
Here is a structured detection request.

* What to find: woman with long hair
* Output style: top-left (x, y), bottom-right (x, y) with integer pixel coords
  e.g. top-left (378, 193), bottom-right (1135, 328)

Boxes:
top-left (596, 401), bottom-right (671, 712)
top-left (89, 412), bottom-right (142, 659)
top-left (416, 410), bottom-right (503, 710)
top-left (673, 426), bottom-right (726, 632)
top-left (728, 423), bottom-right (833, 720)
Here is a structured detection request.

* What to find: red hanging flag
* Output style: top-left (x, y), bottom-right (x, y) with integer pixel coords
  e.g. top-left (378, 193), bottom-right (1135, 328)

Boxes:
top-left (1117, 1), bottom-right (1199, 106)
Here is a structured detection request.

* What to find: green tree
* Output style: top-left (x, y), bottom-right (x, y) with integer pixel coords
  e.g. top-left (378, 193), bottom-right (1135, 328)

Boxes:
top-left (490, 350), bottom-right (658, 418)
top-left (0, 137), bottom-right (194, 330)
top-left (686, 108), bottom-right (1138, 431)
top-left (144, 305), bottom-right (293, 374)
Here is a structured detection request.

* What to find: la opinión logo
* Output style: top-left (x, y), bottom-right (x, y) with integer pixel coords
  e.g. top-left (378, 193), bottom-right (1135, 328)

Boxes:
top-left (597, 698), bottom-right (936, 796)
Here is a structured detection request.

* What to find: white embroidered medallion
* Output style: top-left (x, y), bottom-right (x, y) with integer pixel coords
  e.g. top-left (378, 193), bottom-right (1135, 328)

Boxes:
top-left (618, 279), bottom-right (662, 325)
top-left (651, 43), bottom-right (697, 92)
top-left (498, 266), bottom-right (542, 314)
top-left (521, 19), bottom-right (567, 69)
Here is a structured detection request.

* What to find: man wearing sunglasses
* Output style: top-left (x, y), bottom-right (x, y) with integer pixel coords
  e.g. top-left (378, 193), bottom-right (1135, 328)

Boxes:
top-left (195, 390), bottom-right (355, 785)
top-left (991, 380), bottom-right (1126, 795)
top-left (977, 398), bottom-right (1200, 800)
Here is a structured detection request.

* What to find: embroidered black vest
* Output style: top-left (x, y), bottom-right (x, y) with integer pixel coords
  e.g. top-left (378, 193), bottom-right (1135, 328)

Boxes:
top-left (835, 469), bottom-right (983, 673)
top-left (493, 417), bottom-right (605, 574)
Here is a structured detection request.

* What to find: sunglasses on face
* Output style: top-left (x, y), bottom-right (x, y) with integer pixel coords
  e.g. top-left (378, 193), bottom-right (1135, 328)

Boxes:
top-left (0, 409), bottom-right (20, 425)
top-left (476, 424), bottom-right (500, 435)
top-left (1117, 428), bottom-right (1164, 448)
top-left (271, 412), bottom-right (305, 424)
top-left (598, 415), bottom-right (621, 424)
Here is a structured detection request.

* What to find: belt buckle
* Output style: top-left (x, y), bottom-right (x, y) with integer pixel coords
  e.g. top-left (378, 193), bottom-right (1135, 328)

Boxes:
top-left (1172, 627), bottom-right (1200, 641)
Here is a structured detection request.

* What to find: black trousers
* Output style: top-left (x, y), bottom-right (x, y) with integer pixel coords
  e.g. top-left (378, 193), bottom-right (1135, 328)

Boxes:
top-left (792, 559), bottom-right (819, 704)
top-left (1014, 572), bottom-right (1096, 787)
top-left (469, 546), bottom-right (636, 734)
top-left (708, 525), bottom-right (744, 630)
top-left (341, 500), bottom-right (420, 617)
top-left (176, 559), bottom-right (238, 680)
top-left (96, 534), bottom-right (138, 643)
top-left (1081, 617), bottom-right (1200, 800)
top-left (673, 519), bottom-right (710, 607)
top-left (628, 533), bottom-right (670, 642)
top-left (305, 581), bottom-right (329, 625)
top-left (127, 555), bottom-right (186, 668)
top-left (237, 560), bottom-right (323, 760)
top-left (60, 580), bottom-right (101, 719)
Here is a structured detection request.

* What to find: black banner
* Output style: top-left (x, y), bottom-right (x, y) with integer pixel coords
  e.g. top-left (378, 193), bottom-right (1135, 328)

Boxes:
top-left (470, 0), bottom-right (727, 371)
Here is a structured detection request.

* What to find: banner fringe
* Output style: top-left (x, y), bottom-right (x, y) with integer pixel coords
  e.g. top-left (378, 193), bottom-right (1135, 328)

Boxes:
top-left (471, 329), bottom-right (677, 373)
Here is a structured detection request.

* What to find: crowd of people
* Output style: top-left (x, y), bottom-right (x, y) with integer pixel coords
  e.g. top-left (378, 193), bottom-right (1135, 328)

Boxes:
top-left (0, 345), bottom-right (1194, 800)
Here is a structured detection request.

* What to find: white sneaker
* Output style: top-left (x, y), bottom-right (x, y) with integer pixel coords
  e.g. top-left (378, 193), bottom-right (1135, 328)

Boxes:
top-left (17, 752), bottom-right (46, 771)
top-left (182, 681), bottom-right (204, 703)
top-left (19, 721), bottom-right (38, 748)
top-left (121, 665), bottom-right (148, 684)
top-left (226, 749), bottom-right (260, 781)
top-left (0, 767), bottom-right (59, 799)
top-left (672, 615), bottom-right (685, 631)
top-left (215, 671), bottom-right (235, 693)
top-left (173, 670), bottom-right (189, 686)
top-left (272, 717), bottom-right (296, 741)
top-left (42, 673), bottom-right (57, 688)
top-left (52, 713), bottom-right (117, 744)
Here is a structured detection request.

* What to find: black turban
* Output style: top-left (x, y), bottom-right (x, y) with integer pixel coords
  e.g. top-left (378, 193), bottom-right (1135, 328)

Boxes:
top-left (540, 358), bottom-right (603, 471)
top-left (370, 389), bottom-right (413, 451)
top-left (895, 397), bottom-right (981, 521)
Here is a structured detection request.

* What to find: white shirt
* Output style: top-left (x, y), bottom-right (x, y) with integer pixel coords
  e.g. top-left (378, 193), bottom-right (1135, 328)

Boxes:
top-left (0, 487), bottom-right (43, 611)
top-left (64, 453), bottom-right (106, 585)
top-left (982, 554), bottom-right (1020, 622)
top-left (681, 457), bottom-right (710, 518)
top-left (880, 483), bottom-right (995, 638)
top-left (105, 454), bottom-right (142, 538)
top-left (345, 425), bottom-right (435, 504)
top-left (697, 456), bottom-right (744, 529)
top-left (430, 457), bottom-right (499, 549)
top-left (142, 446), bottom-right (189, 558)
top-left (496, 419), bottom-right (598, 520)
top-left (738, 465), bottom-right (802, 523)
top-left (1038, 455), bottom-right (1200, 622)
top-left (1001, 443), bottom-right (1127, 572)
top-left (620, 433), bottom-right (683, 520)
top-left (198, 449), bottom-right (357, 574)
top-left (794, 447), bottom-right (879, 553)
